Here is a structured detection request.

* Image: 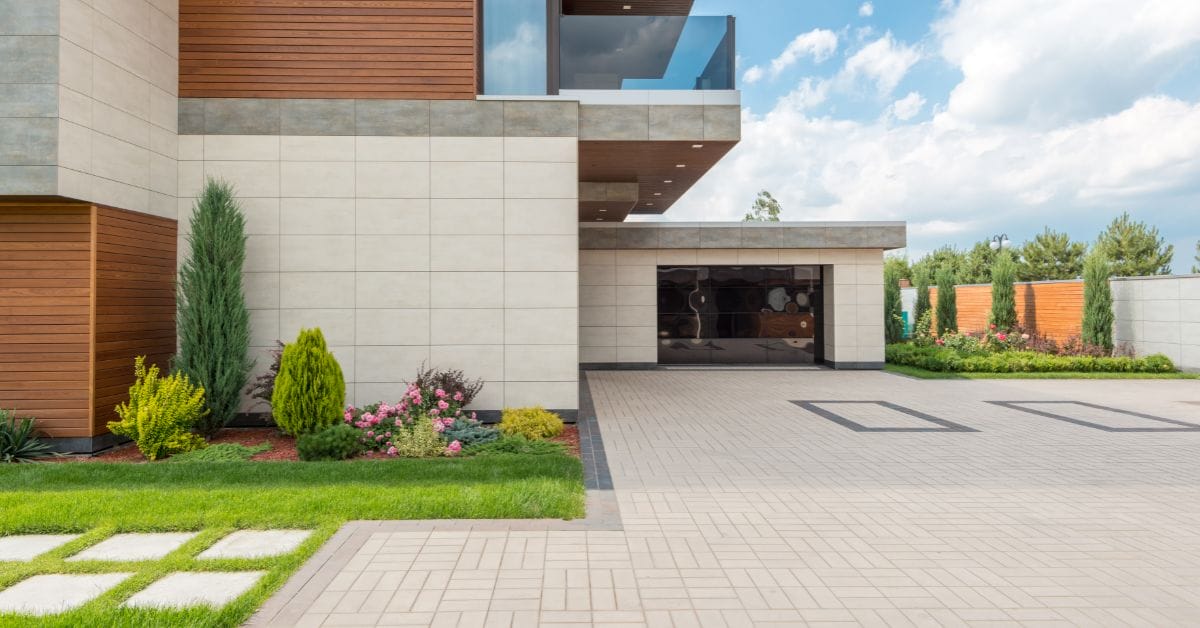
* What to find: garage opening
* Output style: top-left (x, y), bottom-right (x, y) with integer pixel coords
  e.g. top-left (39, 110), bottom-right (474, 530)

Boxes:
top-left (657, 265), bottom-right (823, 364)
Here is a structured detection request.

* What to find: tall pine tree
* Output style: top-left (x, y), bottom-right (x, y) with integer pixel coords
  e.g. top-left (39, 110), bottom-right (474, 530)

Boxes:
top-left (1095, 212), bottom-right (1173, 276)
top-left (913, 268), bottom-right (932, 336)
top-left (1081, 250), bottom-right (1114, 353)
top-left (176, 179), bottom-right (252, 436)
top-left (1017, 227), bottom-right (1086, 280)
top-left (934, 267), bottom-right (958, 336)
top-left (989, 251), bottom-right (1018, 330)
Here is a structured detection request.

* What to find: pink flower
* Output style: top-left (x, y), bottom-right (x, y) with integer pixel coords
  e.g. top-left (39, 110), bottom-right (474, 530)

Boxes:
top-left (446, 440), bottom-right (462, 455)
top-left (386, 446), bottom-right (397, 456)
top-left (430, 408), bottom-right (440, 416)
top-left (366, 430), bottom-right (374, 437)
top-left (437, 400), bottom-right (449, 410)
top-left (432, 420), bottom-right (445, 432)
top-left (453, 391), bottom-right (464, 402)
top-left (997, 333), bottom-right (1007, 341)
top-left (435, 388), bottom-right (448, 399)
top-left (443, 417), bottom-right (455, 426)
top-left (935, 338), bottom-right (945, 346)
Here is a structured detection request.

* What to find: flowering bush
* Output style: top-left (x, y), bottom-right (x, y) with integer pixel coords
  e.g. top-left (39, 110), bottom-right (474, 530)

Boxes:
top-left (344, 377), bottom-right (489, 457)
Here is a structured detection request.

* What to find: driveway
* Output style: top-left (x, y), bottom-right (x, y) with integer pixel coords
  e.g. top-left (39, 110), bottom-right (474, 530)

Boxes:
top-left (255, 370), bottom-right (1200, 626)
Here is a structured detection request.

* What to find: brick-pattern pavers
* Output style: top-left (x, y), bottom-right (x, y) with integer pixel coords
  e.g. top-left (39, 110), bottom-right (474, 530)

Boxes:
top-left (259, 371), bottom-right (1200, 626)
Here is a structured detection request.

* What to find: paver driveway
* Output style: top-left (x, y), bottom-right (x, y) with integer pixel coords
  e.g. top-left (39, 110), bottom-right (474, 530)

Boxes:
top-left (256, 370), bottom-right (1200, 627)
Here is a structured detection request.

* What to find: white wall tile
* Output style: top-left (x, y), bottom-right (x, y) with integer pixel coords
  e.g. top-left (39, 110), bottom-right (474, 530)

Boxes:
top-left (431, 162), bottom-right (503, 199)
top-left (430, 235), bottom-right (502, 272)
top-left (280, 308), bottom-right (356, 347)
top-left (356, 198), bottom-right (430, 235)
top-left (355, 309), bottom-right (431, 346)
top-left (280, 235), bottom-right (354, 272)
top-left (430, 272), bottom-right (504, 309)
top-left (356, 136), bottom-right (429, 162)
top-left (504, 198), bottom-right (577, 235)
top-left (504, 162), bottom-right (577, 198)
top-left (504, 137), bottom-right (577, 162)
top-left (356, 272), bottom-right (430, 309)
top-left (505, 382), bottom-right (578, 409)
top-left (281, 136), bottom-right (355, 162)
top-left (430, 199), bottom-right (503, 235)
top-left (205, 135), bottom-right (279, 161)
top-left (280, 272), bottom-right (354, 309)
top-left (504, 346), bottom-right (578, 381)
top-left (355, 235), bottom-right (430, 271)
top-left (431, 137), bottom-right (502, 162)
top-left (430, 309), bottom-right (503, 345)
top-left (356, 346), bottom-right (430, 383)
top-left (281, 162), bottom-right (354, 198)
top-left (505, 309), bottom-right (578, 345)
top-left (280, 198), bottom-right (355, 235)
top-left (504, 235), bottom-right (577, 272)
top-left (356, 162), bottom-right (430, 198)
top-left (506, 272), bottom-right (577, 308)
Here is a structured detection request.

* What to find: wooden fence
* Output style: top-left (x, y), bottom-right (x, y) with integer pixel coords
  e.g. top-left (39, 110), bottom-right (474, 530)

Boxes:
top-left (927, 280), bottom-right (1084, 342)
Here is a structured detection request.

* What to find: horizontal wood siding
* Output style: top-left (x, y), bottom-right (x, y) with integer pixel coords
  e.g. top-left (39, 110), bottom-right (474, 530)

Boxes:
top-left (93, 206), bottom-right (178, 435)
top-left (0, 203), bottom-right (93, 438)
top-left (930, 281), bottom-right (1085, 343)
top-left (180, 0), bottom-right (477, 99)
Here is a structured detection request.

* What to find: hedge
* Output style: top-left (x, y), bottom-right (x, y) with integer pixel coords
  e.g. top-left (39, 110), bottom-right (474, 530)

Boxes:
top-left (886, 343), bottom-right (1177, 374)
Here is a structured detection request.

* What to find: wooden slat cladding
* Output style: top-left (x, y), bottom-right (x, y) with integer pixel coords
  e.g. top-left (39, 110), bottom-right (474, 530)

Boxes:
top-left (180, 0), bottom-right (478, 99)
top-left (0, 203), bottom-right (93, 438)
top-left (93, 207), bottom-right (177, 435)
top-left (929, 281), bottom-right (1085, 343)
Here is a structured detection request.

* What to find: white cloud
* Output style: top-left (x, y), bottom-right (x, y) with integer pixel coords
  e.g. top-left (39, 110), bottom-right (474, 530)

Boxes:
top-left (889, 92), bottom-right (926, 121)
top-left (838, 33), bottom-right (921, 96)
top-left (936, 0), bottom-right (1200, 125)
top-left (859, 2), bottom-right (875, 17)
top-left (768, 29), bottom-right (839, 79)
top-left (483, 22), bottom-right (543, 94)
top-left (742, 65), bottom-right (764, 85)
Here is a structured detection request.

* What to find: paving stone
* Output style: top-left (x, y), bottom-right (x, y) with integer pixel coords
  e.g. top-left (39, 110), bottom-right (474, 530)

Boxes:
top-left (0, 534), bottom-right (80, 561)
top-left (198, 530), bottom-right (313, 559)
top-left (0, 573), bottom-right (132, 616)
top-left (67, 532), bottom-right (199, 562)
top-left (123, 571), bottom-right (266, 609)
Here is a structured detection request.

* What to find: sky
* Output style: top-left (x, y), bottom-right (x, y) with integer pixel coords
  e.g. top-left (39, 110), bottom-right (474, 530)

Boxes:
top-left (635, 0), bottom-right (1200, 268)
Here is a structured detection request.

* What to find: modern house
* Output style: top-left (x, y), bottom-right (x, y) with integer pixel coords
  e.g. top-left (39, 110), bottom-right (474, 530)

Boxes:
top-left (0, 0), bottom-right (904, 452)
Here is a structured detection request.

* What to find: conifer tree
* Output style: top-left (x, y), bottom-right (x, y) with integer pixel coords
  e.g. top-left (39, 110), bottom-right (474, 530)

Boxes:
top-left (884, 264), bottom-right (904, 343)
top-left (934, 267), bottom-right (958, 336)
top-left (989, 251), bottom-right (1018, 330)
top-left (913, 269), bottom-right (932, 336)
top-left (1095, 212), bottom-right (1173, 276)
top-left (176, 179), bottom-right (252, 436)
top-left (1081, 250), bottom-right (1114, 353)
top-left (272, 328), bottom-right (346, 436)
top-left (1017, 227), bottom-right (1086, 280)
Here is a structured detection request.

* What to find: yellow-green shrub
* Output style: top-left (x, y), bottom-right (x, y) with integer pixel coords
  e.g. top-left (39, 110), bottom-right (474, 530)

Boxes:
top-left (498, 407), bottom-right (564, 440)
top-left (272, 328), bottom-right (345, 435)
top-left (392, 418), bottom-right (447, 458)
top-left (109, 357), bottom-right (207, 461)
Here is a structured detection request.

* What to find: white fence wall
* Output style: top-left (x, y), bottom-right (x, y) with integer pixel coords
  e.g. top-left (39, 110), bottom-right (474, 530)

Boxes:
top-left (1112, 275), bottom-right (1200, 372)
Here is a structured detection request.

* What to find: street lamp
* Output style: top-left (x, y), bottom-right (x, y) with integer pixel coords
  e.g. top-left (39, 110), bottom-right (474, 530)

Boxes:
top-left (989, 234), bottom-right (1011, 251)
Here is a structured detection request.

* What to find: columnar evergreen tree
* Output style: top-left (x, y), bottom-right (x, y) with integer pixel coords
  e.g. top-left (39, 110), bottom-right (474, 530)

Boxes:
top-left (1017, 227), bottom-right (1086, 280)
top-left (1081, 250), bottom-right (1114, 353)
top-left (934, 267), bottom-right (958, 336)
top-left (272, 328), bottom-right (346, 436)
top-left (176, 178), bottom-right (252, 436)
top-left (913, 269), bottom-right (932, 336)
top-left (989, 251), bottom-right (1018, 330)
top-left (883, 264), bottom-right (904, 343)
top-left (1095, 211), bottom-right (1173, 276)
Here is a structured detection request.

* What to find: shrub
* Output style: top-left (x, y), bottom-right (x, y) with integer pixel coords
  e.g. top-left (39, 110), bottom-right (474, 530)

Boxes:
top-left (176, 178), bottom-right (252, 436)
top-left (989, 251), bottom-right (1018, 330)
top-left (297, 424), bottom-right (362, 461)
top-left (913, 270), bottom-right (932, 337)
top-left (934, 267), bottom-right (958, 336)
top-left (245, 340), bottom-right (284, 410)
top-left (109, 357), bottom-right (208, 461)
top-left (499, 407), bottom-right (564, 440)
top-left (413, 365), bottom-right (484, 406)
top-left (390, 418), bottom-right (448, 458)
top-left (1, 409), bottom-right (54, 463)
top-left (168, 442), bottom-right (269, 463)
top-left (886, 343), bottom-right (1176, 374)
top-left (465, 435), bottom-right (566, 457)
top-left (442, 417), bottom-right (500, 447)
top-left (272, 328), bottom-right (345, 436)
top-left (1082, 250), bottom-right (1114, 353)
top-left (884, 265), bottom-right (904, 343)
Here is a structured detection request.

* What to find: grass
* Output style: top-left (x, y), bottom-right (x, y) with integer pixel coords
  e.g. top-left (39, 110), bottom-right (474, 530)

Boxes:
top-left (885, 363), bottom-right (1200, 380)
top-left (0, 454), bottom-right (584, 626)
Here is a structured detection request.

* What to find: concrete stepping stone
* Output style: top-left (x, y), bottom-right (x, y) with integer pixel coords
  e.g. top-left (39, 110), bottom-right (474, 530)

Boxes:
top-left (198, 530), bottom-right (312, 559)
top-left (66, 532), bottom-right (198, 562)
top-left (0, 534), bottom-right (81, 561)
top-left (0, 573), bottom-right (132, 616)
top-left (122, 571), bottom-right (265, 609)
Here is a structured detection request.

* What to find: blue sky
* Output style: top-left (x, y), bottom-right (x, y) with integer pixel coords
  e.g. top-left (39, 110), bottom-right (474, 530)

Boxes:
top-left (656, 0), bottom-right (1200, 268)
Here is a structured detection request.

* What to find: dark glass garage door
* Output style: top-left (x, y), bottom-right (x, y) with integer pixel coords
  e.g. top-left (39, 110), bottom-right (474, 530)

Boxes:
top-left (657, 265), bottom-right (822, 364)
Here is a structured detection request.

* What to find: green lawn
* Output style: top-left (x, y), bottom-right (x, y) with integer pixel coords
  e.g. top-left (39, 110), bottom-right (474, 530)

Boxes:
top-left (0, 455), bottom-right (584, 627)
top-left (885, 363), bottom-right (1200, 380)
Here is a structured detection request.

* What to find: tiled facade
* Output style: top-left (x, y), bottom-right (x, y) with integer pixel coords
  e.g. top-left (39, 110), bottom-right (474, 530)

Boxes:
top-left (177, 131), bottom-right (581, 412)
top-left (1113, 275), bottom-right (1200, 371)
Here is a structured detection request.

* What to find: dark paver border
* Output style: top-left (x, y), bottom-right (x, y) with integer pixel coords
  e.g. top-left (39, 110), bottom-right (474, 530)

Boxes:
top-left (987, 401), bottom-right (1200, 432)
top-left (792, 400), bottom-right (979, 433)
top-left (578, 374), bottom-right (613, 490)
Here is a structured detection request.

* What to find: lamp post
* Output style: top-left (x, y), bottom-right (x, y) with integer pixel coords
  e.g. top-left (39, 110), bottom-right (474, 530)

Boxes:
top-left (989, 234), bottom-right (1011, 251)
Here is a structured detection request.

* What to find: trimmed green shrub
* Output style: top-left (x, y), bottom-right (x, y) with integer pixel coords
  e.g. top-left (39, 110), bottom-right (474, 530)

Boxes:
top-left (176, 178), bottom-right (252, 436)
top-left (442, 417), bottom-right (500, 447)
top-left (1082, 250), bottom-right (1114, 353)
top-left (1, 409), bottom-right (54, 463)
top-left (297, 424), bottom-right (361, 461)
top-left (884, 264), bottom-right (904, 343)
top-left (989, 251), bottom-right (1018, 330)
top-left (272, 328), bottom-right (345, 436)
top-left (109, 357), bottom-right (208, 461)
top-left (913, 269), bottom-right (932, 336)
top-left (391, 418), bottom-right (447, 458)
top-left (499, 407), bottom-right (564, 441)
top-left (886, 343), bottom-right (1176, 374)
top-left (465, 435), bottom-right (566, 457)
top-left (934, 267), bottom-right (958, 336)
top-left (168, 442), bottom-right (270, 463)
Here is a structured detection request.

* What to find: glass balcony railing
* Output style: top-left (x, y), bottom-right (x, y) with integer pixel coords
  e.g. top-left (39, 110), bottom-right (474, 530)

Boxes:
top-left (559, 15), bottom-right (735, 91)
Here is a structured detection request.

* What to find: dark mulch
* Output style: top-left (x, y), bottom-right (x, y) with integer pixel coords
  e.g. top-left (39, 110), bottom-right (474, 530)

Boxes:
top-left (551, 425), bottom-right (581, 458)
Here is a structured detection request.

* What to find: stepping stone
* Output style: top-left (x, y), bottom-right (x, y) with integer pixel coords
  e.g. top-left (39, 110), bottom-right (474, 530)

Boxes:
top-left (0, 573), bottom-right (132, 616)
top-left (198, 530), bottom-right (312, 559)
top-left (122, 571), bottom-right (265, 609)
top-left (0, 534), bottom-right (80, 561)
top-left (67, 532), bottom-right (198, 562)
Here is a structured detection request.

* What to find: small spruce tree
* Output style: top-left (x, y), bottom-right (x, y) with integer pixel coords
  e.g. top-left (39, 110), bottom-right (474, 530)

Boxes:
top-left (913, 269), bottom-right (932, 336)
top-left (934, 267), bottom-right (958, 336)
top-left (988, 251), bottom-right (1018, 331)
top-left (884, 264), bottom-right (904, 343)
top-left (175, 178), bottom-right (252, 436)
top-left (272, 328), bottom-right (346, 436)
top-left (1081, 250), bottom-right (1114, 353)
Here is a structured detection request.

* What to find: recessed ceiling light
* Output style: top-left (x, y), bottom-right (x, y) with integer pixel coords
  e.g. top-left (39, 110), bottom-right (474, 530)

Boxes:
top-left (675, 164), bottom-right (686, 168)
top-left (599, 209), bottom-right (607, 212)
top-left (622, 4), bottom-right (632, 9)
top-left (653, 192), bottom-right (662, 196)
top-left (595, 217), bottom-right (604, 221)
top-left (646, 202), bottom-right (654, 206)
top-left (692, 144), bottom-right (703, 149)
top-left (663, 179), bottom-right (673, 184)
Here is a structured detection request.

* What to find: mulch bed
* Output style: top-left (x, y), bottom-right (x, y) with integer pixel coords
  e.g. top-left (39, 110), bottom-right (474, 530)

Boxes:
top-left (64, 424), bottom-right (582, 463)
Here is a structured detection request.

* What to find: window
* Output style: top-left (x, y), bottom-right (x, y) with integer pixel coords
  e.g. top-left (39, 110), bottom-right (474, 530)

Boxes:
top-left (482, 0), bottom-right (548, 95)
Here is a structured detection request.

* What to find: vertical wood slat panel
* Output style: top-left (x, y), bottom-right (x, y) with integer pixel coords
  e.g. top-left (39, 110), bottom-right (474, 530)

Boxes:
top-left (928, 281), bottom-right (1085, 343)
top-left (179, 0), bottom-right (478, 99)
top-left (0, 203), bottom-right (93, 438)
top-left (92, 206), bottom-right (178, 435)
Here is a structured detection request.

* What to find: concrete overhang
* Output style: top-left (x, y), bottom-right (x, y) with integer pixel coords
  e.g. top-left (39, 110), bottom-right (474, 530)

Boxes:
top-left (580, 221), bottom-right (908, 250)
